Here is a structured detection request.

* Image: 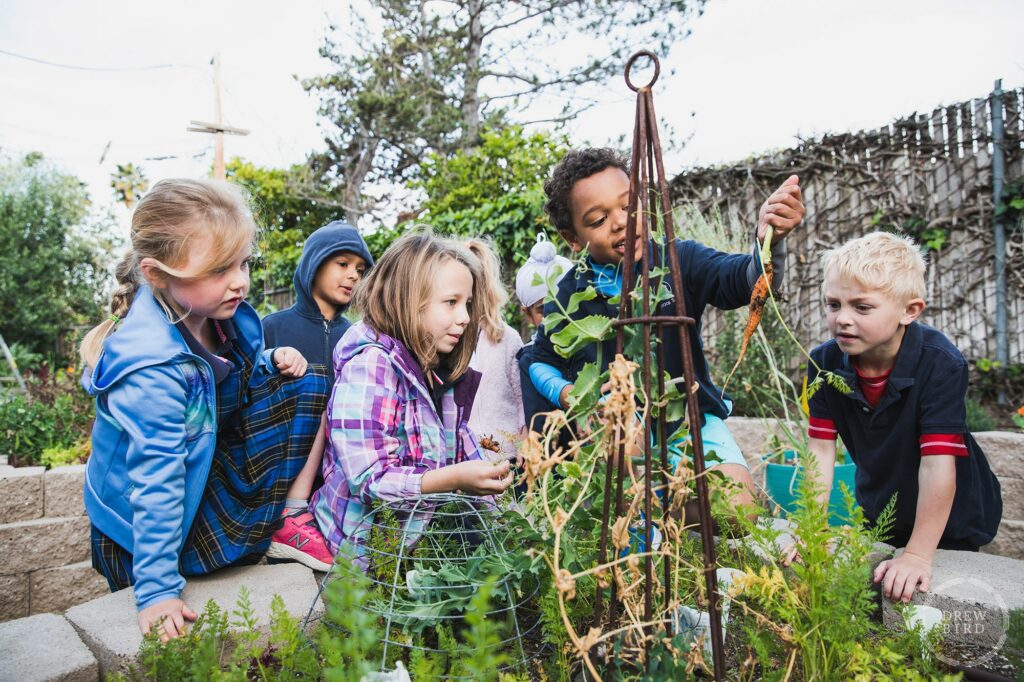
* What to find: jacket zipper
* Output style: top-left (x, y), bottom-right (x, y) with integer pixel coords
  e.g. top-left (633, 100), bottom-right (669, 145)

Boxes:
top-left (323, 319), bottom-right (331, 367)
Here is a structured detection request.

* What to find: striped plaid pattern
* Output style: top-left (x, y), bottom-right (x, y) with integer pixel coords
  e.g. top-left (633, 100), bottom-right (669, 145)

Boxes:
top-left (179, 346), bottom-right (329, 575)
top-left (311, 324), bottom-right (482, 562)
top-left (90, 524), bottom-right (134, 591)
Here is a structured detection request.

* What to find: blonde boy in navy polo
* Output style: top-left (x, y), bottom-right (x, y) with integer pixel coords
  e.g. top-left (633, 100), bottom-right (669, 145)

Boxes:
top-left (794, 232), bottom-right (1001, 603)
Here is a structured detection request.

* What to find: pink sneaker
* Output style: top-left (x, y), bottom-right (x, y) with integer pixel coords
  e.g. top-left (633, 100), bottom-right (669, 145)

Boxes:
top-left (267, 510), bottom-right (334, 571)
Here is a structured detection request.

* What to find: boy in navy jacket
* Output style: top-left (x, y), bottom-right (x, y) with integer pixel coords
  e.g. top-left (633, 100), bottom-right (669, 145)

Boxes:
top-left (263, 220), bottom-right (374, 374)
top-left (530, 148), bottom-right (805, 520)
top-left (793, 231), bottom-right (1001, 602)
top-left (262, 220), bottom-right (374, 570)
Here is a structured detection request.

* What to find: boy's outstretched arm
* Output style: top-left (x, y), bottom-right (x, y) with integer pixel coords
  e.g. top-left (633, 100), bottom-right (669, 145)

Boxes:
top-left (781, 436), bottom-right (836, 566)
top-left (873, 456), bottom-right (956, 603)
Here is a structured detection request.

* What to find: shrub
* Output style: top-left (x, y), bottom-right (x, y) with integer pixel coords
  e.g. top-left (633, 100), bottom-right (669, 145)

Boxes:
top-left (0, 365), bottom-right (93, 466)
top-left (965, 397), bottom-right (997, 432)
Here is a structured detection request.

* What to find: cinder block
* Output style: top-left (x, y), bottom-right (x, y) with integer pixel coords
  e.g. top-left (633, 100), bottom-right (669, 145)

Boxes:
top-left (725, 416), bottom-right (799, 470)
top-left (975, 431), bottom-right (1024, 477)
top-left (43, 464), bottom-right (86, 517)
top-left (0, 516), bottom-right (90, 575)
top-left (981, 518), bottom-right (1024, 560)
top-left (66, 563), bottom-right (321, 677)
top-left (881, 548), bottom-right (1024, 650)
top-left (0, 573), bottom-right (29, 622)
top-left (0, 466), bottom-right (44, 523)
top-left (30, 561), bottom-right (109, 615)
top-left (0, 613), bottom-right (98, 681)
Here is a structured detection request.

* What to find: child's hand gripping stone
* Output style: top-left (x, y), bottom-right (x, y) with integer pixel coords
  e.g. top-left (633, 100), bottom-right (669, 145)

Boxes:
top-left (138, 598), bottom-right (198, 643)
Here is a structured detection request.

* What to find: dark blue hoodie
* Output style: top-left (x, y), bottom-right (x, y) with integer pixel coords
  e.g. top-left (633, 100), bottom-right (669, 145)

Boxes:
top-left (262, 221), bottom-right (374, 374)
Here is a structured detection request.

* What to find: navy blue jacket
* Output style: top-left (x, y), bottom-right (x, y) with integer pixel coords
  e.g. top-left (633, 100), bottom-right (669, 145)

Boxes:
top-left (532, 239), bottom-right (768, 423)
top-left (262, 221), bottom-right (374, 374)
top-left (808, 322), bottom-right (1002, 548)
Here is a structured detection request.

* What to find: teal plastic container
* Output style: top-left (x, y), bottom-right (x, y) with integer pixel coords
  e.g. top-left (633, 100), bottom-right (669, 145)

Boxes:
top-left (763, 450), bottom-right (858, 526)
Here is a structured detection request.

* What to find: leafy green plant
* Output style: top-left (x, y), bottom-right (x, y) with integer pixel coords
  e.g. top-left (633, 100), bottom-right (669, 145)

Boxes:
top-left (870, 210), bottom-right (949, 253)
top-left (107, 590), bottom-right (322, 682)
top-left (1013, 406), bottom-right (1024, 431)
top-left (966, 397), bottom-right (997, 432)
top-left (318, 552), bottom-right (382, 682)
top-left (971, 358), bottom-right (1024, 409)
top-left (729, 454), bottom-right (956, 680)
top-left (40, 436), bottom-right (90, 468)
top-left (0, 153), bottom-right (118, 355)
top-left (0, 342), bottom-right (44, 378)
top-left (1005, 607), bottom-right (1024, 679)
top-left (415, 125), bottom-right (570, 328)
top-left (0, 365), bottom-right (94, 466)
top-left (452, 577), bottom-right (510, 681)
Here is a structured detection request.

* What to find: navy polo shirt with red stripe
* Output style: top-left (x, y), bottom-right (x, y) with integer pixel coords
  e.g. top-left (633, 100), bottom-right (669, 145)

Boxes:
top-left (806, 321), bottom-right (1002, 549)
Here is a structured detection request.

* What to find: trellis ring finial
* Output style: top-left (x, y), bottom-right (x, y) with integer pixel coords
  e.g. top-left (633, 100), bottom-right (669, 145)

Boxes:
top-left (624, 50), bottom-right (660, 92)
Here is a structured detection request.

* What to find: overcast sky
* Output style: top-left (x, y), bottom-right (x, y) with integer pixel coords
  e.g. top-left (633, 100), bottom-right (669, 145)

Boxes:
top-left (2, 0), bottom-right (1023, 231)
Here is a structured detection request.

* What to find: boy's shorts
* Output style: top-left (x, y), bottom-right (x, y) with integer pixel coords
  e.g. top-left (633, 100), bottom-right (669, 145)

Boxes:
top-left (667, 402), bottom-right (748, 473)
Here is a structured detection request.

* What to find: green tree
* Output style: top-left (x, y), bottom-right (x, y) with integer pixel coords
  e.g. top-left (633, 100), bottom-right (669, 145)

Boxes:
top-left (0, 153), bottom-right (117, 356)
top-left (302, 3), bottom-right (462, 225)
top-left (415, 125), bottom-right (569, 321)
top-left (110, 162), bottom-right (149, 209)
top-left (225, 157), bottom-right (342, 309)
top-left (305, 0), bottom-right (705, 224)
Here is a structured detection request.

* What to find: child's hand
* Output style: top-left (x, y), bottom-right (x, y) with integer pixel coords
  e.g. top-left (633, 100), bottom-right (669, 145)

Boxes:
top-left (451, 459), bottom-right (514, 496)
top-left (559, 383), bottom-right (574, 410)
top-left (758, 175), bottom-right (804, 240)
top-left (138, 598), bottom-right (197, 642)
top-left (273, 347), bottom-right (308, 377)
top-left (873, 551), bottom-right (933, 603)
top-left (780, 537), bottom-right (803, 566)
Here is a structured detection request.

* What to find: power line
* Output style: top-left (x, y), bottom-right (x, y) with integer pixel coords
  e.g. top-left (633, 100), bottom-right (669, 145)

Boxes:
top-left (0, 48), bottom-right (201, 72)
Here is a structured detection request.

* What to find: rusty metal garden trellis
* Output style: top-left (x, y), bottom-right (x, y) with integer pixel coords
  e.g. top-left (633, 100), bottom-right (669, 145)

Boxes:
top-left (593, 50), bottom-right (726, 679)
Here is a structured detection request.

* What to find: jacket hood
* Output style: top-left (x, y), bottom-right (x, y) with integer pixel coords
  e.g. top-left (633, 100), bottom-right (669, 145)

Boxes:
top-left (293, 221), bottom-right (375, 319)
top-left (335, 321), bottom-right (420, 382)
top-left (83, 284), bottom-right (262, 395)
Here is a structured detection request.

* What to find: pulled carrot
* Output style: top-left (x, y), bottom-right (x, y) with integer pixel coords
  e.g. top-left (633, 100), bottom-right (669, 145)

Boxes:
top-left (722, 227), bottom-right (774, 393)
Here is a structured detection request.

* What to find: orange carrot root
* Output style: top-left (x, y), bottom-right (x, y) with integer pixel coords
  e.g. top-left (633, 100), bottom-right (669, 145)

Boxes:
top-left (721, 267), bottom-right (773, 393)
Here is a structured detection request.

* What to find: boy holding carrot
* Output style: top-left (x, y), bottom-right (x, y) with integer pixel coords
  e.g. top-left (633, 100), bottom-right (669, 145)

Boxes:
top-left (791, 232), bottom-right (1002, 602)
top-left (530, 147), bottom-right (805, 516)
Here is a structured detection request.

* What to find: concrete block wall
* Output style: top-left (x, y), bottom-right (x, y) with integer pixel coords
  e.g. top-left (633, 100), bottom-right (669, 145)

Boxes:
top-left (0, 563), bottom-right (321, 681)
top-left (726, 418), bottom-right (1024, 560)
top-left (0, 464), bottom-right (108, 623)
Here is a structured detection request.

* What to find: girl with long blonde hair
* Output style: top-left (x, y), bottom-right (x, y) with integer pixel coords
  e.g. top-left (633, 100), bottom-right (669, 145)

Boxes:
top-left (465, 238), bottom-right (526, 460)
top-left (81, 178), bottom-right (328, 641)
top-left (310, 231), bottom-right (514, 561)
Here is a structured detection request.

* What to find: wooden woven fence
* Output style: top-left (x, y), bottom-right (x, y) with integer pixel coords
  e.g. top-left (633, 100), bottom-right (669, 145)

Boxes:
top-left (670, 86), bottom-right (1024, 368)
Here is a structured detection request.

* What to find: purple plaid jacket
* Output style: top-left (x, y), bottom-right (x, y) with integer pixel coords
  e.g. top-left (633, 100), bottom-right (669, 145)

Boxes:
top-left (311, 322), bottom-right (483, 559)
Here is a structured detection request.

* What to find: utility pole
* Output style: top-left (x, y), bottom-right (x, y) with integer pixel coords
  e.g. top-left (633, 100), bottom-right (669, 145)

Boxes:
top-left (188, 53), bottom-right (249, 180)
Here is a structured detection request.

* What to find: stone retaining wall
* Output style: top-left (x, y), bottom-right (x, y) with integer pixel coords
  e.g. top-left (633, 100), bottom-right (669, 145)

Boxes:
top-left (1, 425), bottom-right (1021, 626)
top-left (0, 464), bottom-right (107, 623)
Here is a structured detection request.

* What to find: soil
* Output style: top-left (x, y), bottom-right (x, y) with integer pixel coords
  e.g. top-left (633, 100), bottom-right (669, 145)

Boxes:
top-left (939, 640), bottom-right (1020, 680)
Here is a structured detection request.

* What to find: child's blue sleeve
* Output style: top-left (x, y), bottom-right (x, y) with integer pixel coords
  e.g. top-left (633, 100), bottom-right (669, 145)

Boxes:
top-left (529, 361), bottom-right (571, 408)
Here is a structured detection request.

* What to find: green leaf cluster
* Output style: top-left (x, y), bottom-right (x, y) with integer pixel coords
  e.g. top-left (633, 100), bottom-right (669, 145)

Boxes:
top-left (0, 366), bottom-right (94, 467)
top-left (225, 158), bottom-right (343, 310)
top-left (415, 125), bottom-right (570, 326)
top-left (0, 153), bottom-right (118, 355)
